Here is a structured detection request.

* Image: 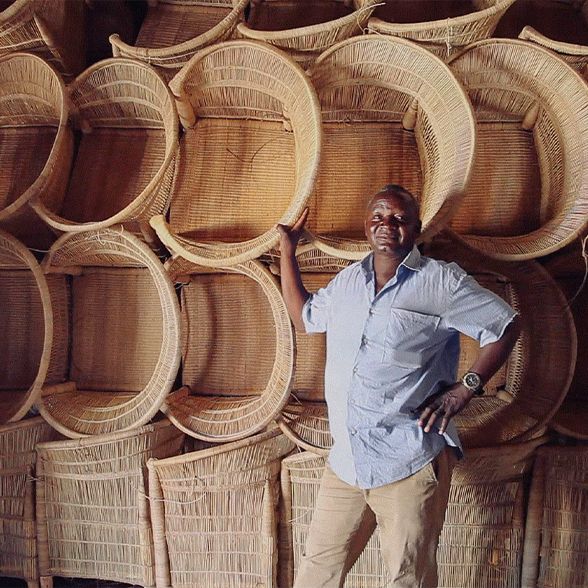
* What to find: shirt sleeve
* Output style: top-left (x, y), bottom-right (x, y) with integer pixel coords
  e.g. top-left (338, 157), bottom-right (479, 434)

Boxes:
top-left (444, 271), bottom-right (518, 347)
top-left (301, 276), bottom-right (337, 334)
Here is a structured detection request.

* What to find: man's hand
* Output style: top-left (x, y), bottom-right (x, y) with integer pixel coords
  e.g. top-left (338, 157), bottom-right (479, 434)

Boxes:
top-left (416, 383), bottom-right (474, 435)
top-left (277, 208), bottom-right (309, 258)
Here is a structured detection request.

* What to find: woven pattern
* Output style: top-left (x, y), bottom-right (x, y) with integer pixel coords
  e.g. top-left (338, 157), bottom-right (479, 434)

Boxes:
top-left (238, 0), bottom-right (381, 68)
top-left (37, 229), bottom-right (181, 438)
top-left (305, 35), bottom-right (475, 260)
top-left (36, 421), bottom-right (184, 587)
top-left (0, 52), bottom-right (72, 249)
top-left (521, 446), bottom-right (588, 588)
top-left (163, 256), bottom-right (294, 441)
top-left (368, 0), bottom-right (516, 59)
top-left (31, 58), bottom-right (179, 234)
top-left (152, 40), bottom-right (321, 267)
top-left (148, 428), bottom-right (294, 588)
top-left (0, 417), bottom-right (60, 586)
top-left (110, 0), bottom-right (248, 79)
top-left (448, 38), bottom-right (588, 260)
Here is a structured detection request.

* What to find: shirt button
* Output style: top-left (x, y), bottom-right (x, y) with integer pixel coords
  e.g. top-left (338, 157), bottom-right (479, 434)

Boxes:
top-left (368, 308), bottom-right (374, 316)
top-left (350, 429), bottom-right (357, 436)
top-left (353, 367), bottom-right (358, 374)
top-left (361, 335), bottom-right (367, 346)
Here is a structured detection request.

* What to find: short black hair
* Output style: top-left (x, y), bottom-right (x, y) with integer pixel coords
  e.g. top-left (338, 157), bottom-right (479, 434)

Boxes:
top-left (369, 184), bottom-right (421, 218)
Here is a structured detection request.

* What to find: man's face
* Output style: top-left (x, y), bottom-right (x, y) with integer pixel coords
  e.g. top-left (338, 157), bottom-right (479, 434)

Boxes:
top-left (364, 192), bottom-right (421, 257)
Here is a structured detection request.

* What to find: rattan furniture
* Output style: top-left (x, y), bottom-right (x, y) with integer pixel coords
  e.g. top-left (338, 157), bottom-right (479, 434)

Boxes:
top-left (303, 35), bottom-right (475, 260)
top-left (367, 0), bottom-right (516, 60)
top-left (448, 38), bottom-right (588, 260)
top-left (162, 255), bottom-right (294, 442)
top-left (0, 0), bottom-right (85, 78)
top-left (31, 58), bottom-right (178, 241)
top-left (521, 445), bottom-right (588, 588)
top-left (0, 417), bottom-right (60, 588)
top-left (110, 0), bottom-right (248, 80)
top-left (0, 230), bottom-right (55, 424)
top-left (147, 428), bottom-right (294, 588)
top-left (0, 52), bottom-right (71, 249)
top-left (36, 228), bottom-right (181, 438)
top-left (36, 421), bottom-right (184, 588)
top-left (237, 0), bottom-right (380, 69)
top-left (150, 39), bottom-right (322, 267)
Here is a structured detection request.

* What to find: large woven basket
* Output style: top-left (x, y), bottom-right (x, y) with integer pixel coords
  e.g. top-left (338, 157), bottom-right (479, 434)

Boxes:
top-left (519, 25), bottom-right (588, 81)
top-left (150, 39), bottom-right (322, 267)
top-left (448, 38), bottom-right (588, 260)
top-left (36, 228), bottom-right (181, 438)
top-left (0, 230), bottom-right (55, 424)
top-left (0, 0), bottom-right (85, 78)
top-left (237, 0), bottom-right (380, 69)
top-left (0, 52), bottom-right (72, 249)
top-left (0, 417), bottom-right (60, 588)
top-left (367, 0), bottom-right (516, 60)
top-left (521, 445), bottom-right (588, 588)
top-left (147, 428), bottom-right (294, 588)
top-left (281, 439), bottom-right (545, 588)
top-left (163, 255), bottom-right (294, 442)
top-left (302, 35), bottom-right (475, 260)
top-left (110, 0), bottom-right (248, 80)
top-left (429, 236), bottom-right (576, 447)
top-left (31, 58), bottom-right (178, 240)
top-left (35, 421), bottom-right (184, 588)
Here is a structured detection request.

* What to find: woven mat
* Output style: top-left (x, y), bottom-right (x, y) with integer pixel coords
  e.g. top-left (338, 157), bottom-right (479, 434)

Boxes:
top-left (373, 0), bottom-right (475, 22)
top-left (247, 0), bottom-right (353, 30)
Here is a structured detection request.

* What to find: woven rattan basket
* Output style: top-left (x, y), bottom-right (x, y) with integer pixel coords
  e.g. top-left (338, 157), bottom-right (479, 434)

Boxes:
top-left (367, 0), bottom-right (516, 60)
top-left (521, 445), bottom-right (588, 588)
top-left (302, 35), bottom-right (475, 260)
top-left (0, 417), bottom-right (60, 588)
top-left (281, 439), bottom-right (545, 588)
top-left (0, 230), bottom-right (55, 424)
top-left (30, 58), bottom-right (178, 241)
top-left (0, 52), bottom-right (72, 249)
top-left (147, 428), bottom-right (294, 588)
top-left (429, 236), bottom-right (576, 447)
top-left (35, 420), bottom-right (184, 588)
top-left (237, 0), bottom-right (380, 69)
top-left (0, 0), bottom-right (85, 78)
top-left (110, 0), bottom-right (248, 80)
top-left (448, 38), bottom-right (588, 260)
top-left (150, 39), bottom-right (322, 267)
top-left (162, 255), bottom-right (294, 442)
top-left (36, 228), bottom-right (181, 438)
top-left (519, 25), bottom-right (588, 81)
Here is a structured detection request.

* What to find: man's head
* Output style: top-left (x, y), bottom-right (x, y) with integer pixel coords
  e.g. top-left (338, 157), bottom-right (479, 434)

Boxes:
top-left (364, 185), bottom-right (421, 258)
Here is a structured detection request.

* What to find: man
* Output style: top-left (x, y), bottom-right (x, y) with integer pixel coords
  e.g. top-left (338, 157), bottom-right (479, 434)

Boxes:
top-left (277, 185), bottom-right (520, 588)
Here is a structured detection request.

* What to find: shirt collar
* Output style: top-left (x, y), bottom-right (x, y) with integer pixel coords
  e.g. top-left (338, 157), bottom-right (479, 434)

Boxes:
top-left (361, 245), bottom-right (422, 279)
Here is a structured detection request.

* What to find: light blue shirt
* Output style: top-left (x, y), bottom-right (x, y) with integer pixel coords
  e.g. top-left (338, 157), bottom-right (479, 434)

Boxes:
top-left (302, 247), bottom-right (517, 489)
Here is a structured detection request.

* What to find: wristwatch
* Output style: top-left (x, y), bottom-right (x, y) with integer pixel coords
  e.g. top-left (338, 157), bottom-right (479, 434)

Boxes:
top-left (461, 371), bottom-right (485, 396)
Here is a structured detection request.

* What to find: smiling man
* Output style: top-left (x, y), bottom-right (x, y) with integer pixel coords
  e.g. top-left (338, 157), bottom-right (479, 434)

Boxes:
top-left (278, 184), bottom-right (521, 588)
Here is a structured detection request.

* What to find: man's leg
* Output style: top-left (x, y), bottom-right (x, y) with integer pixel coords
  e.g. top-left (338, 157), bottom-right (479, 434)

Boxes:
top-left (366, 447), bottom-right (456, 588)
top-left (294, 466), bottom-right (374, 588)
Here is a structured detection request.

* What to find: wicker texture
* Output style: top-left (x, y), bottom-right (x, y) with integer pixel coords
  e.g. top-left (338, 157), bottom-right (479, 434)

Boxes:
top-left (0, 0), bottom-right (85, 78)
top-left (147, 428), bottom-right (294, 588)
top-left (281, 440), bottom-right (545, 588)
top-left (429, 236), bottom-right (576, 447)
top-left (521, 445), bottom-right (588, 588)
top-left (35, 421), bottom-right (184, 588)
top-left (304, 35), bottom-right (475, 260)
top-left (368, 0), bottom-right (516, 60)
top-left (151, 39), bottom-right (322, 267)
top-left (163, 255), bottom-right (294, 442)
top-left (31, 58), bottom-right (178, 235)
top-left (0, 417), bottom-right (60, 587)
top-left (0, 52), bottom-right (72, 249)
top-left (37, 229), bottom-right (181, 439)
top-left (448, 38), bottom-right (588, 260)
top-left (110, 0), bottom-right (248, 79)
top-left (237, 0), bottom-right (381, 69)
top-left (0, 230), bottom-right (54, 424)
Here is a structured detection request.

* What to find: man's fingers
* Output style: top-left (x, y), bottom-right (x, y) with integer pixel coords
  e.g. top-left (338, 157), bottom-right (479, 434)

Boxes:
top-left (292, 207), bottom-right (309, 231)
top-left (438, 414), bottom-right (451, 435)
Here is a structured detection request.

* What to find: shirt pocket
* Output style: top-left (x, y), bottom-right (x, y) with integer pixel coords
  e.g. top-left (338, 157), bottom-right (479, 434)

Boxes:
top-left (383, 309), bottom-right (441, 369)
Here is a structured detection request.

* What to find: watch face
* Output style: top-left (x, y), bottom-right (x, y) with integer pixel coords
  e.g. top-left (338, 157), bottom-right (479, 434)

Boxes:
top-left (464, 372), bottom-right (482, 389)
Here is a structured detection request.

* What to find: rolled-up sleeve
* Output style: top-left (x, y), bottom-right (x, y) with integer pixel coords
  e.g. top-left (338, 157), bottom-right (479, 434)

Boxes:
top-left (445, 272), bottom-right (518, 347)
top-left (301, 278), bottom-right (337, 334)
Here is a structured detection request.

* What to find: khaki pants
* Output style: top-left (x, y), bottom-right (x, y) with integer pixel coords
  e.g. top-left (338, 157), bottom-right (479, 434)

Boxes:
top-left (294, 447), bottom-right (456, 588)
